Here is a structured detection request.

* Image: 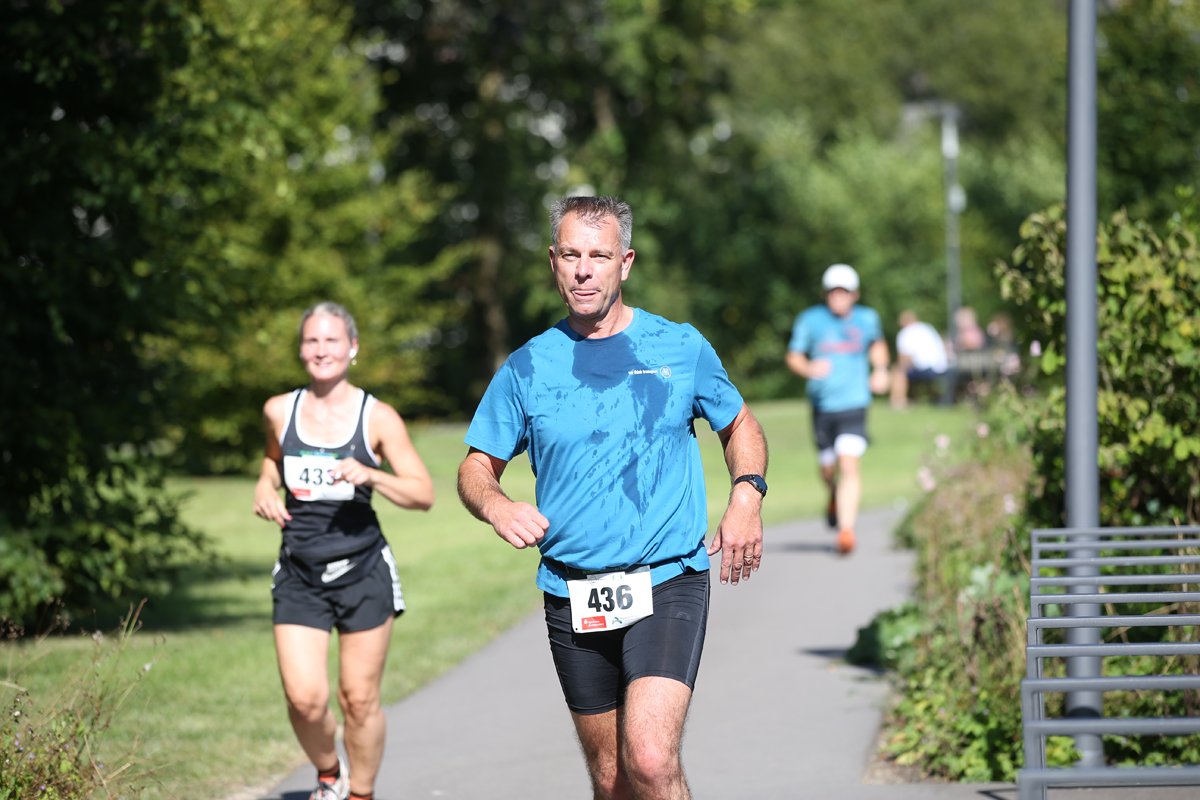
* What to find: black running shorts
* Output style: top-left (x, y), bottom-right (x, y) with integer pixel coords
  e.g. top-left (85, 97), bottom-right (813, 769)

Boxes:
top-left (271, 545), bottom-right (405, 633)
top-left (811, 406), bottom-right (869, 452)
top-left (544, 568), bottom-right (710, 715)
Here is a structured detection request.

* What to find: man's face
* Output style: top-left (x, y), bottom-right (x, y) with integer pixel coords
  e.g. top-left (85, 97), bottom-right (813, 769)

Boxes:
top-left (549, 212), bottom-right (633, 324)
top-left (824, 287), bottom-right (859, 317)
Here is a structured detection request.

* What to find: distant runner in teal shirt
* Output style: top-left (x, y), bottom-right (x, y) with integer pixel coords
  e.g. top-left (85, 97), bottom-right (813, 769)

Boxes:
top-left (786, 264), bottom-right (890, 555)
top-left (458, 196), bottom-right (768, 800)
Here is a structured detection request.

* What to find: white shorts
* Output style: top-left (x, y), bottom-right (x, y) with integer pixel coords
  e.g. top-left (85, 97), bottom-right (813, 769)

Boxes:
top-left (818, 434), bottom-right (869, 467)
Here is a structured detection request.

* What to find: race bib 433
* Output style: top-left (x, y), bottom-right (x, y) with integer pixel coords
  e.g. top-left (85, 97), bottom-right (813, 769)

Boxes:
top-left (283, 453), bottom-right (354, 502)
top-left (566, 566), bottom-right (653, 633)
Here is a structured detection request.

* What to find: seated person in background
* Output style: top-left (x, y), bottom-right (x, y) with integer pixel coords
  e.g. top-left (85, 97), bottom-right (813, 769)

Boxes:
top-left (954, 306), bottom-right (986, 352)
top-left (891, 310), bottom-right (948, 409)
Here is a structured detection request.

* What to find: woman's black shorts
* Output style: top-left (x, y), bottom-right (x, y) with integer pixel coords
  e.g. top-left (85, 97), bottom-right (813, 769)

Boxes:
top-left (271, 544), bottom-right (405, 633)
top-left (543, 568), bottom-right (710, 715)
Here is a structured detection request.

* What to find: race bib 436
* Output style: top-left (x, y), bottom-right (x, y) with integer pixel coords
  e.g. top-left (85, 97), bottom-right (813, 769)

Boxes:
top-left (566, 566), bottom-right (653, 633)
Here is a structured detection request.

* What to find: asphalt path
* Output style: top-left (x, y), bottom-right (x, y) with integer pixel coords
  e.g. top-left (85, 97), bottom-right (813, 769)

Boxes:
top-left (260, 510), bottom-right (1193, 800)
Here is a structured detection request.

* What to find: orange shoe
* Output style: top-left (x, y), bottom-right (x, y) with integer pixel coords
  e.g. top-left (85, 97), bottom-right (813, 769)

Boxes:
top-left (836, 528), bottom-right (856, 555)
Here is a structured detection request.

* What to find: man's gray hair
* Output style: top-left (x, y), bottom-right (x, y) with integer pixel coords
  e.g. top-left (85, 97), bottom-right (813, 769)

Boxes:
top-left (299, 301), bottom-right (358, 341)
top-left (549, 195), bottom-right (633, 253)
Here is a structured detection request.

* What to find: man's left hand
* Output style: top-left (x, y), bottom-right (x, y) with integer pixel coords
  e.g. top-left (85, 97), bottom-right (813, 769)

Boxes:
top-left (707, 486), bottom-right (763, 585)
top-left (869, 366), bottom-right (890, 395)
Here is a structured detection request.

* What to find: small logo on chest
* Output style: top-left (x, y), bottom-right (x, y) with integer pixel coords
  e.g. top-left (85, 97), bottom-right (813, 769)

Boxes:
top-left (628, 366), bottom-right (672, 378)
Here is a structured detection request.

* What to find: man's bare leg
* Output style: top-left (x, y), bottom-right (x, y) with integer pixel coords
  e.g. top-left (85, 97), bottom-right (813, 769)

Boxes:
top-left (836, 453), bottom-right (861, 532)
top-left (820, 461), bottom-right (838, 527)
top-left (573, 708), bottom-right (632, 800)
top-left (571, 676), bottom-right (693, 800)
top-left (890, 365), bottom-right (909, 408)
top-left (337, 619), bottom-right (394, 796)
top-left (620, 677), bottom-right (692, 800)
top-left (275, 625), bottom-right (339, 773)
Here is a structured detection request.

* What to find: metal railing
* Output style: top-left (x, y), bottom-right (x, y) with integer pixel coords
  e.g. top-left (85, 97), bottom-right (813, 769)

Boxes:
top-left (1018, 526), bottom-right (1200, 799)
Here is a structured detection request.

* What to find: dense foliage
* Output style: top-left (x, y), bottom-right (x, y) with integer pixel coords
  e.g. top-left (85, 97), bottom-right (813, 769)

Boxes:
top-left (0, 0), bottom-right (207, 623)
top-left (6, 0), bottom-right (1200, 622)
top-left (1098, 0), bottom-right (1200, 224)
top-left (0, 0), bottom-right (449, 622)
top-left (857, 198), bottom-right (1200, 779)
top-left (349, 0), bottom-right (1070, 403)
top-left (860, 436), bottom-right (1035, 781)
top-left (998, 198), bottom-right (1200, 528)
top-left (155, 0), bottom-right (452, 472)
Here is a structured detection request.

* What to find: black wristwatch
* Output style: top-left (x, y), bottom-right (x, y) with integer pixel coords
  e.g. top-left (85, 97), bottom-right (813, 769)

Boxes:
top-left (733, 474), bottom-right (768, 497)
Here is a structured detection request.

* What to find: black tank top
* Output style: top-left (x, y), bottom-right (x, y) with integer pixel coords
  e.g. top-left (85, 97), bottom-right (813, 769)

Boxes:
top-left (278, 388), bottom-right (385, 585)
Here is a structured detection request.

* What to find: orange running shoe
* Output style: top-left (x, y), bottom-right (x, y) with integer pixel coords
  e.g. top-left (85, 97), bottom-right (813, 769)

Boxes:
top-left (836, 528), bottom-right (856, 555)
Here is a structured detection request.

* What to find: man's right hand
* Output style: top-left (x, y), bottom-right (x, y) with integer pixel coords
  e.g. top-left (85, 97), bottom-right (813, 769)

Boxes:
top-left (489, 499), bottom-right (549, 549)
top-left (807, 358), bottom-right (833, 380)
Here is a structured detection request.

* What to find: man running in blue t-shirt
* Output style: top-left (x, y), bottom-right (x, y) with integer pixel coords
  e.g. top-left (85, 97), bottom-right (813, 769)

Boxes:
top-left (786, 264), bottom-right (890, 555)
top-left (458, 196), bottom-right (768, 800)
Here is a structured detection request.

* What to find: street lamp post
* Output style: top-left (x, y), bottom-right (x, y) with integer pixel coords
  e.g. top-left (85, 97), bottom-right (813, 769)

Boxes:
top-left (1065, 0), bottom-right (1103, 769)
top-left (941, 104), bottom-right (965, 402)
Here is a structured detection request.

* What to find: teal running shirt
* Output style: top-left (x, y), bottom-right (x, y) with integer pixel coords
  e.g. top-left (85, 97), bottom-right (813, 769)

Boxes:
top-left (788, 304), bottom-right (883, 413)
top-left (465, 309), bottom-right (744, 597)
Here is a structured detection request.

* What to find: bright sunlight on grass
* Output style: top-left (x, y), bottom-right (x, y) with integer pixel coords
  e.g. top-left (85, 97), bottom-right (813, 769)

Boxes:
top-left (1, 399), bottom-right (970, 800)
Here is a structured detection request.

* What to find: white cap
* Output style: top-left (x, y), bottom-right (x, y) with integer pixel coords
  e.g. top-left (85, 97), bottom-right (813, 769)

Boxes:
top-left (822, 263), bottom-right (859, 292)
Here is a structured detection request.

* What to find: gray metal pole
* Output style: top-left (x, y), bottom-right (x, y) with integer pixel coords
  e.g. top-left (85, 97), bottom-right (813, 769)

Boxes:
top-left (1065, 0), bottom-right (1103, 769)
top-left (941, 106), bottom-right (964, 404)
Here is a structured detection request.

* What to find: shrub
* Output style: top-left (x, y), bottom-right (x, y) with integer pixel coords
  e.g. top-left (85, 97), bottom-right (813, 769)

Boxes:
top-left (997, 198), bottom-right (1200, 529)
top-left (866, 198), bottom-right (1200, 780)
top-left (0, 605), bottom-right (161, 800)
top-left (1000, 199), bottom-right (1200, 765)
top-left (0, 460), bottom-right (206, 627)
top-left (856, 434), bottom-right (1035, 782)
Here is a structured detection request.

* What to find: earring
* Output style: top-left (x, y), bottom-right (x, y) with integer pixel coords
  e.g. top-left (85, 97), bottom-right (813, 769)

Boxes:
top-left (351, 357), bottom-right (357, 366)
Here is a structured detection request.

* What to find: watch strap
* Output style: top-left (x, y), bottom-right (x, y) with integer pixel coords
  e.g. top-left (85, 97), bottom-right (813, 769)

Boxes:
top-left (733, 474), bottom-right (767, 497)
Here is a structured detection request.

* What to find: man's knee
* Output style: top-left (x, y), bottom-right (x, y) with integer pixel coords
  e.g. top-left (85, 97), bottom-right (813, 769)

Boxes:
top-left (836, 453), bottom-right (861, 477)
top-left (621, 737), bottom-right (681, 790)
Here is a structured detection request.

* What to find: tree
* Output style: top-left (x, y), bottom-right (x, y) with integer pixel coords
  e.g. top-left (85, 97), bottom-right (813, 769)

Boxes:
top-left (998, 197), bottom-right (1200, 527)
top-left (1098, 0), bottom-right (1200, 222)
top-left (697, 0), bottom-right (1065, 391)
top-left (154, 0), bottom-right (455, 473)
top-left (348, 0), bottom-right (754, 405)
top-left (0, 0), bottom-right (205, 622)
top-left (0, 0), bottom-right (453, 622)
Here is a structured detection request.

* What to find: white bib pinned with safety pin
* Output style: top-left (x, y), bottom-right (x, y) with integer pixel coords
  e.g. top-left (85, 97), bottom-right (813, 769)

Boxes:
top-left (566, 566), bottom-right (653, 633)
top-left (283, 453), bottom-right (354, 502)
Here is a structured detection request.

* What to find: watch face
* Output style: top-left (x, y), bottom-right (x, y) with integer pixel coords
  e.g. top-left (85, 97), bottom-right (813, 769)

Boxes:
top-left (738, 475), bottom-right (767, 495)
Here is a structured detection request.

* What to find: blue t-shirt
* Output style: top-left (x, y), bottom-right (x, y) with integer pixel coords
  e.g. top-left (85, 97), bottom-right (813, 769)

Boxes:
top-left (788, 304), bottom-right (882, 413)
top-left (465, 308), bottom-right (744, 597)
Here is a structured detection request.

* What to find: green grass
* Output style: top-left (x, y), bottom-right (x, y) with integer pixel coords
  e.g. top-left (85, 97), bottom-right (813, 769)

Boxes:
top-left (1, 399), bottom-right (970, 800)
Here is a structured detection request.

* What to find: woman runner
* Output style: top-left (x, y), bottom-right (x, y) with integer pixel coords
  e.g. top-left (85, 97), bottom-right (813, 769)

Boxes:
top-left (253, 302), bottom-right (434, 800)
